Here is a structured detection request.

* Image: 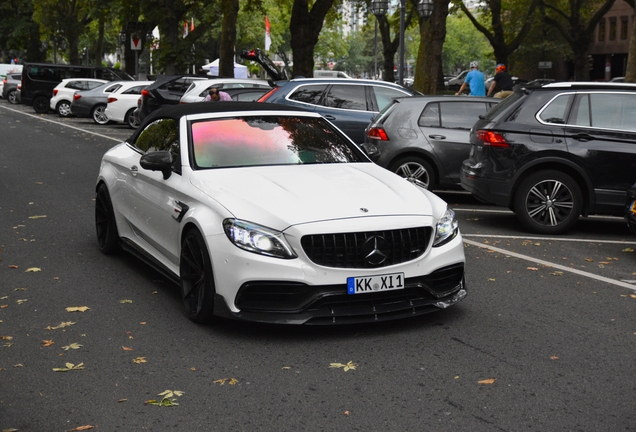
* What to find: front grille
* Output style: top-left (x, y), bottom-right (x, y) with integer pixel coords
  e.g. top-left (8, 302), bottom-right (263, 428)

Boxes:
top-left (300, 227), bottom-right (432, 269)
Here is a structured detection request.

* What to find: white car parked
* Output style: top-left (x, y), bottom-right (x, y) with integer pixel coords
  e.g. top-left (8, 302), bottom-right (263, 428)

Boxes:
top-left (104, 81), bottom-right (153, 128)
top-left (179, 78), bottom-right (271, 104)
top-left (50, 78), bottom-right (108, 117)
top-left (95, 102), bottom-right (467, 325)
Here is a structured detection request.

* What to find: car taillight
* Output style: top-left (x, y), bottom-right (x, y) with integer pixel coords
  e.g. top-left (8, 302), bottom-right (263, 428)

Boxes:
top-left (367, 127), bottom-right (389, 141)
top-left (257, 86), bottom-right (281, 102)
top-left (2, 78), bottom-right (6, 85)
top-left (141, 89), bottom-right (149, 97)
top-left (477, 130), bottom-right (509, 148)
top-left (107, 97), bottom-right (117, 103)
top-left (73, 93), bottom-right (82, 100)
top-left (53, 89), bottom-right (58, 96)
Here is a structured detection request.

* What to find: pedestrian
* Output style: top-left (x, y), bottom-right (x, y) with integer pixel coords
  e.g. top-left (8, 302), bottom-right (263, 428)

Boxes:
top-left (487, 63), bottom-right (514, 98)
top-left (205, 87), bottom-right (231, 101)
top-left (455, 61), bottom-right (486, 97)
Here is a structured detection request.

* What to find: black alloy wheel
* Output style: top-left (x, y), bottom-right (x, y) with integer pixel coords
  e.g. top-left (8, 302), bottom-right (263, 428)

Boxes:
top-left (390, 156), bottom-right (437, 190)
top-left (57, 100), bottom-right (72, 117)
top-left (92, 104), bottom-right (110, 125)
top-left (33, 96), bottom-right (50, 114)
top-left (514, 170), bottom-right (583, 234)
top-left (180, 229), bottom-right (217, 324)
top-left (95, 184), bottom-right (121, 254)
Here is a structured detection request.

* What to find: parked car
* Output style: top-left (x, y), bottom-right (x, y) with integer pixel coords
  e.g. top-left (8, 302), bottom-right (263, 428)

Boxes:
top-left (362, 96), bottom-right (499, 190)
top-left (95, 102), bottom-right (466, 324)
top-left (104, 81), bottom-right (153, 128)
top-left (19, 62), bottom-right (132, 113)
top-left (137, 75), bottom-right (207, 122)
top-left (179, 78), bottom-right (271, 104)
top-left (626, 182), bottom-right (636, 235)
top-left (70, 81), bottom-right (128, 124)
top-left (2, 73), bottom-right (22, 104)
top-left (49, 78), bottom-right (108, 117)
top-left (446, 71), bottom-right (469, 91)
top-left (460, 82), bottom-right (636, 234)
top-left (257, 78), bottom-right (417, 144)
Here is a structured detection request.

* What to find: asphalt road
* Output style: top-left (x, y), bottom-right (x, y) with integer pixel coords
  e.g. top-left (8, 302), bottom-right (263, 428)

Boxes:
top-left (1, 100), bottom-right (635, 431)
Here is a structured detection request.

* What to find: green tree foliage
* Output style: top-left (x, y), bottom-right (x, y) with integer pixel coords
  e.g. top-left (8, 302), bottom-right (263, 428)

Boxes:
top-left (0, 0), bottom-right (44, 62)
top-left (540, 0), bottom-right (617, 80)
top-left (442, 13), bottom-right (492, 75)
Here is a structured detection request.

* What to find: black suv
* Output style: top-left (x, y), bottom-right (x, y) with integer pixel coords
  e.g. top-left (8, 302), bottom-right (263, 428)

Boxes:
top-left (460, 82), bottom-right (636, 234)
top-left (137, 75), bottom-right (207, 122)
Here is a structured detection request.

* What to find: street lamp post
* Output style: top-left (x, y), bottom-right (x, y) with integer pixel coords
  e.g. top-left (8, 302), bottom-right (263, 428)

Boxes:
top-left (398, 0), bottom-right (434, 86)
top-left (371, 0), bottom-right (389, 80)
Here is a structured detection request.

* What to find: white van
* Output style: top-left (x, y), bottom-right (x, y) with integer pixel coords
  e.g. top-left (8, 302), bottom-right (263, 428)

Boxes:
top-left (313, 70), bottom-right (351, 79)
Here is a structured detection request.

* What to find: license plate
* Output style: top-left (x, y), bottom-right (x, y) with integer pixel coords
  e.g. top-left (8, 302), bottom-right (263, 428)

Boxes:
top-left (347, 272), bottom-right (405, 295)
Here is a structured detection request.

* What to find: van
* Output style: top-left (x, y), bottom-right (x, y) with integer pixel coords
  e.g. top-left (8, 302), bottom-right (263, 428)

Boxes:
top-left (313, 70), bottom-right (351, 79)
top-left (20, 63), bottom-right (133, 113)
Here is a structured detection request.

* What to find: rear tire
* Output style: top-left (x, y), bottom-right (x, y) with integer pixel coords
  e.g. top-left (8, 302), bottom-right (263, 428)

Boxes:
top-left (92, 104), bottom-right (110, 125)
top-left (7, 90), bottom-right (18, 104)
top-left (126, 108), bottom-right (140, 129)
top-left (513, 170), bottom-right (582, 234)
top-left (56, 100), bottom-right (72, 117)
top-left (95, 184), bottom-right (120, 254)
top-left (389, 156), bottom-right (437, 190)
top-left (180, 229), bottom-right (218, 324)
top-left (33, 96), bottom-right (50, 114)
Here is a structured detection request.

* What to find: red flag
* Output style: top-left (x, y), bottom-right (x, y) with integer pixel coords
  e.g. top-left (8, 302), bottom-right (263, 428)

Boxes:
top-left (265, 16), bottom-right (271, 51)
top-left (183, 21), bottom-right (188, 38)
top-left (190, 18), bottom-right (195, 32)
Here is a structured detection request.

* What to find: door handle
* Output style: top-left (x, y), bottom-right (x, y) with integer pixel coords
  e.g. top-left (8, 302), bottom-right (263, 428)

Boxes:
top-left (572, 134), bottom-right (593, 142)
top-left (323, 115), bottom-right (336, 120)
top-left (428, 134), bottom-right (446, 140)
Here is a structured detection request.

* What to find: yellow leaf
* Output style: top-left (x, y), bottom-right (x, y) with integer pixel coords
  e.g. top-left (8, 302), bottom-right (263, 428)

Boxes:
top-left (190, 367), bottom-right (196, 371)
top-left (16, 299), bottom-right (28, 304)
top-left (42, 340), bottom-right (55, 347)
top-left (550, 271), bottom-right (563, 276)
top-left (69, 425), bottom-right (94, 431)
top-left (133, 357), bottom-right (146, 364)
top-left (488, 278), bottom-right (496, 281)
top-left (228, 378), bottom-right (238, 385)
top-left (119, 299), bottom-right (132, 304)
top-left (1, 336), bottom-right (13, 341)
top-left (46, 321), bottom-right (76, 330)
top-left (478, 378), bottom-right (496, 385)
top-left (66, 306), bottom-right (90, 313)
top-left (62, 343), bottom-right (83, 351)
top-left (584, 258), bottom-right (594, 262)
top-left (0, 296), bottom-right (7, 300)
top-left (28, 215), bottom-right (47, 219)
top-left (622, 248), bottom-right (634, 253)
top-left (118, 398), bottom-right (128, 403)
top-left (330, 361), bottom-right (357, 371)
top-left (527, 267), bottom-right (539, 271)
top-left (281, 366), bottom-right (291, 370)
top-left (14, 287), bottom-right (26, 291)
top-left (122, 346), bottom-right (133, 351)
top-left (25, 267), bottom-right (41, 272)
top-left (630, 295), bottom-right (636, 299)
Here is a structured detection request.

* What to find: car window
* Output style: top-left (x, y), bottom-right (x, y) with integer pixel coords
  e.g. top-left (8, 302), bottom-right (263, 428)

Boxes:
top-left (104, 83), bottom-right (122, 93)
top-left (372, 86), bottom-right (408, 112)
top-left (419, 103), bottom-right (440, 127)
top-left (87, 81), bottom-right (105, 90)
top-left (323, 85), bottom-right (366, 110)
top-left (95, 69), bottom-right (119, 81)
top-left (439, 101), bottom-right (490, 129)
top-left (288, 84), bottom-right (328, 104)
top-left (135, 118), bottom-right (180, 169)
top-left (67, 81), bottom-right (88, 90)
top-left (190, 116), bottom-right (364, 169)
top-left (122, 85), bottom-right (146, 95)
top-left (538, 94), bottom-right (573, 124)
top-left (570, 93), bottom-right (636, 132)
top-left (233, 91), bottom-right (268, 101)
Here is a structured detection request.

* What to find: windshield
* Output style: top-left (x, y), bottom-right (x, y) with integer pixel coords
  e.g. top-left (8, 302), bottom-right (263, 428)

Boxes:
top-left (190, 116), bottom-right (368, 169)
top-left (482, 90), bottom-right (525, 120)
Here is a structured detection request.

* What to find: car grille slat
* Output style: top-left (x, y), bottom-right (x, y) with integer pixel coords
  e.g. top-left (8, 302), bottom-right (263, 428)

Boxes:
top-left (301, 227), bottom-right (432, 269)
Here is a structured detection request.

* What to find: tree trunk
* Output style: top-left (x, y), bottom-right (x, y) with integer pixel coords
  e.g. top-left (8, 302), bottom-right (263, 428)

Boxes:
top-left (625, 5), bottom-right (636, 82)
top-left (289, 0), bottom-right (335, 77)
top-left (219, 0), bottom-right (239, 77)
top-left (413, 0), bottom-right (449, 94)
top-left (378, 16), bottom-right (398, 83)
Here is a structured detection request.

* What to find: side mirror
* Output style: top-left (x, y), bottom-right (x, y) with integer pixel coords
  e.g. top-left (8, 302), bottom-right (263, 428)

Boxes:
top-left (140, 151), bottom-right (173, 180)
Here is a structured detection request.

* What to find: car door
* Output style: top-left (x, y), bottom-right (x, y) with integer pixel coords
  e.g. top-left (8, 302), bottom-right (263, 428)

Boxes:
top-left (118, 118), bottom-right (185, 266)
top-left (564, 91), bottom-right (636, 212)
top-left (313, 84), bottom-right (370, 144)
top-left (420, 101), bottom-right (493, 184)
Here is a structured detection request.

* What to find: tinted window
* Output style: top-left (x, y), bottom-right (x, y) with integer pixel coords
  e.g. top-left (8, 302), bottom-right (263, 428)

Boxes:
top-left (419, 103), bottom-right (440, 127)
top-left (323, 85), bottom-right (366, 110)
top-left (87, 81), bottom-right (105, 90)
top-left (570, 93), bottom-right (636, 132)
top-left (439, 101), bottom-right (490, 129)
top-left (539, 94), bottom-right (573, 124)
top-left (122, 85), bottom-right (146, 95)
top-left (372, 86), bottom-right (408, 111)
top-left (190, 116), bottom-right (364, 169)
top-left (288, 84), bottom-right (328, 104)
top-left (136, 118), bottom-right (180, 170)
top-left (104, 83), bottom-right (122, 93)
top-left (484, 90), bottom-right (523, 120)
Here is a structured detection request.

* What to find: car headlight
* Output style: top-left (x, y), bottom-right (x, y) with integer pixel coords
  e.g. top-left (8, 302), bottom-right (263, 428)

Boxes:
top-left (433, 207), bottom-right (459, 247)
top-left (223, 219), bottom-right (297, 259)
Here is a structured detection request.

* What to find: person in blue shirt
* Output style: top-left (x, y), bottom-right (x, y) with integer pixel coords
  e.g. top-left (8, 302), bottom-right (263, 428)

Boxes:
top-left (455, 61), bottom-right (486, 96)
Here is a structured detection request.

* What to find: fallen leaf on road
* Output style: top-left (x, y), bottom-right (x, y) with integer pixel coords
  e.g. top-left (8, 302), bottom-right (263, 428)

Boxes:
top-left (62, 343), bottom-right (83, 351)
top-left (46, 322), bottom-right (76, 330)
top-left (0, 305), bottom-right (7, 309)
top-left (214, 378), bottom-right (238, 385)
top-left (14, 288), bottom-right (26, 291)
top-left (1, 336), bottom-right (13, 341)
top-left (66, 306), bottom-right (90, 313)
top-left (119, 299), bottom-right (132, 304)
top-left (550, 271), bottom-right (563, 276)
top-left (527, 267), bottom-right (539, 271)
top-left (478, 378), bottom-right (496, 385)
top-left (42, 340), bottom-right (55, 347)
top-left (53, 362), bottom-right (84, 372)
top-left (25, 267), bottom-right (41, 272)
top-left (622, 248), bottom-right (634, 253)
top-left (550, 356), bottom-right (559, 360)
top-left (118, 398), bottom-right (127, 403)
top-left (132, 357), bottom-right (146, 364)
top-left (28, 215), bottom-right (47, 219)
top-left (282, 366), bottom-right (291, 370)
top-left (122, 346), bottom-right (133, 351)
top-left (16, 299), bottom-right (28, 304)
top-left (329, 361), bottom-right (357, 372)
top-left (69, 425), bottom-right (94, 431)
top-left (0, 296), bottom-right (7, 300)
top-left (584, 258), bottom-right (594, 262)
top-left (8, 265), bottom-right (18, 269)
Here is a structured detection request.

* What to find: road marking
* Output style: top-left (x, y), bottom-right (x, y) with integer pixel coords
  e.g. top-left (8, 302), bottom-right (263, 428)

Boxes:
top-left (463, 233), bottom-right (636, 246)
top-left (463, 238), bottom-right (636, 291)
top-left (0, 104), bottom-right (121, 142)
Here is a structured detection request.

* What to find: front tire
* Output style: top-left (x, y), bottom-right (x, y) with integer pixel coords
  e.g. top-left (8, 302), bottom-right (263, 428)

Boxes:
top-left (513, 170), bottom-right (583, 234)
top-left (33, 96), bottom-right (50, 114)
top-left (92, 104), bottom-right (110, 125)
top-left (56, 100), bottom-right (72, 117)
top-left (390, 156), bottom-right (437, 190)
top-left (95, 184), bottom-right (120, 254)
top-left (180, 229), bottom-right (217, 324)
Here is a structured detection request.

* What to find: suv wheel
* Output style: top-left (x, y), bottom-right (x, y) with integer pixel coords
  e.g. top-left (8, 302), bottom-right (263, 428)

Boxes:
top-left (513, 170), bottom-right (583, 234)
top-left (390, 157), bottom-right (437, 190)
top-left (92, 104), bottom-right (110, 125)
top-left (33, 96), bottom-right (50, 114)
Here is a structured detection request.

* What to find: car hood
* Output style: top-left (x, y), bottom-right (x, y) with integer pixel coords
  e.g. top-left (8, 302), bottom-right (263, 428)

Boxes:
top-left (189, 163), bottom-right (434, 229)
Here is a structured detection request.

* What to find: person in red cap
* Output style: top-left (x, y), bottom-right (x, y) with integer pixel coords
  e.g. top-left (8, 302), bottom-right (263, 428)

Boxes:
top-left (487, 63), bottom-right (514, 98)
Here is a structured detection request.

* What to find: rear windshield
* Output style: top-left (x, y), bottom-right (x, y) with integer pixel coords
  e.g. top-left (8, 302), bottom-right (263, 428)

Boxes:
top-left (482, 90), bottom-right (525, 120)
top-left (190, 116), bottom-right (366, 169)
